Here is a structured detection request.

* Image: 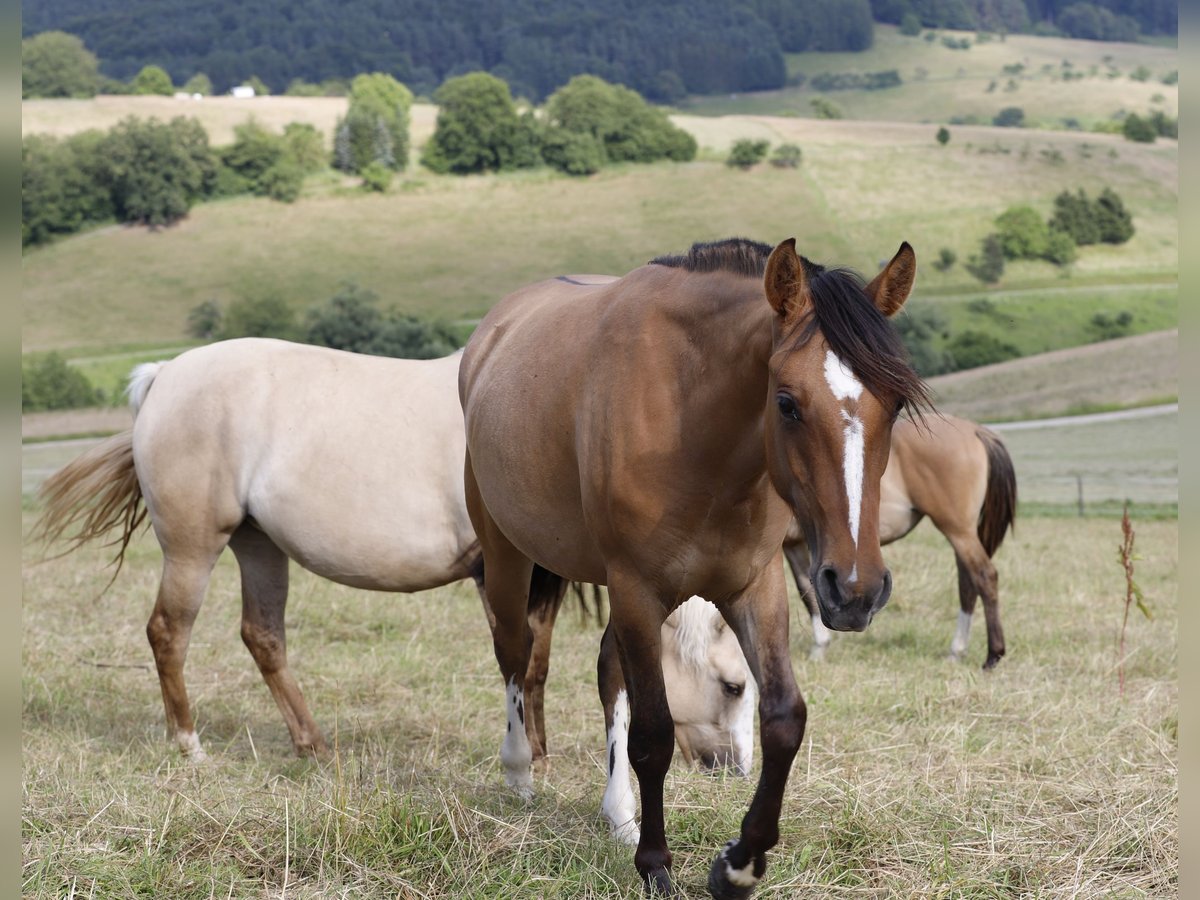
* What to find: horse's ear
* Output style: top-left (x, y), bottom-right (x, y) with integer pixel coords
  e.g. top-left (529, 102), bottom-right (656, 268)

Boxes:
top-left (764, 238), bottom-right (808, 323)
top-left (866, 242), bottom-right (916, 318)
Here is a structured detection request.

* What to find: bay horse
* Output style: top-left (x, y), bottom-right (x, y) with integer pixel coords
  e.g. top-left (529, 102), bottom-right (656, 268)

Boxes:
top-left (459, 237), bottom-right (928, 897)
top-left (33, 340), bottom-right (754, 793)
top-left (784, 414), bottom-right (1017, 669)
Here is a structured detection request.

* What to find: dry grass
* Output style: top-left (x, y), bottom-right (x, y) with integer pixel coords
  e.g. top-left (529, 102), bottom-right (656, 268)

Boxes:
top-left (22, 512), bottom-right (1176, 897)
top-left (927, 328), bottom-right (1177, 422)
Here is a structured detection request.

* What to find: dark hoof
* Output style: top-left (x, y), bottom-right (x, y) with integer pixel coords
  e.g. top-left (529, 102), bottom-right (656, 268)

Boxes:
top-left (643, 866), bottom-right (676, 897)
top-left (982, 653), bottom-right (1004, 671)
top-left (707, 841), bottom-right (761, 900)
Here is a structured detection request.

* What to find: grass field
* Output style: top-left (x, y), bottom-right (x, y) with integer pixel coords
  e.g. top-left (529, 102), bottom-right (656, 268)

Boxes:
top-left (21, 113), bottom-right (1177, 354)
top-left (684, 26), bottom-right (1178, 130)
top-left (21, 510), bottom-right (1177, 897)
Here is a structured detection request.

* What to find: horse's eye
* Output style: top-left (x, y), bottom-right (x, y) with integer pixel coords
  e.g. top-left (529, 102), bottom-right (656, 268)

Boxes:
top-left (722, 681), bottom-right (745, 698)
top-left (776, 394), bottom-right (800, 422)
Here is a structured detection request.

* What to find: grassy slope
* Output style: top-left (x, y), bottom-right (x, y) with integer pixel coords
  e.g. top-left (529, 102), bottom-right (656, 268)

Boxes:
top-left (21, 114), bottom-right (1176, 353)
top-left (22, 513), bottom-right (1177, 896)
top-left (684, 25), bottom-right (1179, 129)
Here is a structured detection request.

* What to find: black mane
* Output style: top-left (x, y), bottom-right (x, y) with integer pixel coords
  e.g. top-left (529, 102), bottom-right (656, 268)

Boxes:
top-left (650, 238), bottom-right (930, 416)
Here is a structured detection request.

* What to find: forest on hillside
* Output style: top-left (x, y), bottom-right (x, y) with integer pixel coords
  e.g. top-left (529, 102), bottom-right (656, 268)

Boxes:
top-left (22, 0), bottom-right (1177, 100)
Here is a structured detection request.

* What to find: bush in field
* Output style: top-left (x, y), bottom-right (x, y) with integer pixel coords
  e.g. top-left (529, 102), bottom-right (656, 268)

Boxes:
top-left (182, 73), bottom-right (212, 96)
top-left (539, 128), bottom-right (606, 176)
top-left (810, 97), bottom-right (842, 119)
top-left (333, 73), bottom-right (413, 173)
top-left (1148, 110), bottom-right (1177, 139)
top-left (1093, 187), bottom-right (1134, 244)
top-left (219, 295), bottom-right (298, 340)
top-left (894, 306), bottom-right (954, 376)
top-left (1122, 113), bottom-right (1157, 143)
top-left (132, 65), bottom-right (174, 96)
top-left (422, 72), bottom-right (539, 174)
top-left (1043, 228), bottom-right (1077, 265)
top-left (186, 299), bottom-right (222, 339)
top-left (22, 131), bottom-right (114, 246)
top-left (936, 126), bottom-right (950, 146)
top-left (994, 205), bottom-right (1049, 260)
top-left (945, 330), bottom-right (1021, 370)
top-left (542, 75), bottom-right (697, 165)
top-left (992, 106), bottom-right (1024, 127)
top-left (932, 247), bottom-right (957, 271)
top-left (282, 123), bottom-right (326, 172)
top-left (21, 352), bottom-right (101, 411)
top-left (726, 139), bottom-right (770, 169)
top-left (103, 116), bottom-right (213, 227)
top-left (360, 161), bottom-right (393, 191)
top-left (965, 233), bottom-right (1006, 284)
top-left (900, 12), bottom-right (923, 34)
top-left (1088, 310), bottom-right (1133, 341)
top-left (22, 31), bottom-right (98, 98)
top-left (770, 143), bottom-right (803, 168)
top-left (1049, 188), bottom-right (1133, 246)
top-left (218, 121), bottom-right (310, 201)
top-left (257, 160), bottom-right (304, 202)
top-left (305, 284), bottom-right (461, 358)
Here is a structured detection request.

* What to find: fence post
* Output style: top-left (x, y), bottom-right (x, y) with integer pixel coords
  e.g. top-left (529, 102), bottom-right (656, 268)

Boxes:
top-left (1076, 474), bottom-right (1084, 517)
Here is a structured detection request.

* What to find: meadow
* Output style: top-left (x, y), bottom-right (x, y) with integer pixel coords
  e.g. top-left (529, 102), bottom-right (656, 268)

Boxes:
top-left (21, 510), bottom-right (1177, 897)
top-left (685, 25), bottom-right (1178, 130)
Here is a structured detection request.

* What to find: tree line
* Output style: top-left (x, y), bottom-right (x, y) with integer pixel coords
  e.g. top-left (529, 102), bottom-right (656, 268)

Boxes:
top-left (870, 0), bottom-right (1175, 39)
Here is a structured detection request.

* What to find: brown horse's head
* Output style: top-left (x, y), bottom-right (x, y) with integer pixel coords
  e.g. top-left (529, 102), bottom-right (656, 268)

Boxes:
top-left (763, 238), bottom-right (926, 632)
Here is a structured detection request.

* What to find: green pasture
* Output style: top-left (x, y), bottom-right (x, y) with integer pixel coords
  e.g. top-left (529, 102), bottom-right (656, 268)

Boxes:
top-left (22, 114), bottom-right (1176, 355)
top-left (684, 26), bottom-right (1178, 130)
top-left (21, 511), bottom-right (1177, 897)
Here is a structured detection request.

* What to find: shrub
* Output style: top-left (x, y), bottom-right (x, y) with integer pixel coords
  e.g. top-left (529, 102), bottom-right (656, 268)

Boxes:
top-left (333, 73), bottom-right (413, 173)
top-left (946, 330), bottom-right (1021, 370)
top-left (304, 284), bottom-right (461, 358)
top-left (726, 139), bottom-right (769, 170)
top-left (542, 74), bottom-right (696, 167)
top-left (186, 299), bottom-right (222, 339)
top-left (245, 75), bottom-right (271, 96)
top-left (1093, 187), bottom-right (1134, 244)
top-left (540, 128), bottom-right (606, 176)
top-left (22, 31), bottom-right (98, 98)
top-left (182, 73), bottom-right (212, 96)
top-left (936, 126), bottom-right (950, 146)
top-left (900, 12), bottom-right (922, 35)
top-left (992, 106), bottom-right (1024, 127)
top-left (1043, 229), bottom-right (1078, 265)
top-left (770, 143), bottom-right (802, 168)
top-left (932, 247), bottom-right (957, 272)
top-left (421, 72), bottom-right (537, 174)
top-left (258, 160), bottom-right (304, 202)
top-left (1149, 111), bottom-right (1177, 139)
top-left (219, 121), bottom-right (284, 186)
top-left (1088, 310), bottom-right (1133, 341)
top-left (1122, 113), bottom-right (1157, 143)
top-left (22, 131), bottom-right (114, 246)
top-left (219, 294), bottom-right (298, 340)
top-left (1049, 189), bottom-right (1100, 245)
top-left (21, 353), bottom-right (101, 411)
top-left (894, 307), bottom-right (954, 376)
top-left (994, 205), bottom-right (1049, 260)
top-left (103, 116), bottom-right (212, 227)
top-left (810, 97), bottom-right (842, 119)
top-left (965, 233), bottom-right (1005, 284)
top-left (282, 123), bottom-right (326, 172)
top-left (360, 160), bottom-right (393, 191)
top-left (132, 65), bottom-right (174, 96)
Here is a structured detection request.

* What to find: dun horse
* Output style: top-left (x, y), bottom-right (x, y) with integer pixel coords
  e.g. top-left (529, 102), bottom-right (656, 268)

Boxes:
top-left (785, 414), bottom-right (1017, 669)
top-left (34, 341), bottom-right (755, 797)
top-left (459, 237), bottom-right (928, 897)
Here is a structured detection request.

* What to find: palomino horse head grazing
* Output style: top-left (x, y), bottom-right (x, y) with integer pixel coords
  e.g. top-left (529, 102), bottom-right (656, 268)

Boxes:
top-left (783, 413), bottom-right (1017, 668)
top-left (661, 597), bottom-right (756, 775)
top-left (459, 236), bottom-right (927, 897)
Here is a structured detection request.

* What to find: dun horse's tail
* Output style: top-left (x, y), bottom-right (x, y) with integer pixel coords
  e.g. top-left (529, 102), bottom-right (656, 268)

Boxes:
top-left (32, 361), bottom-right (163, 581)
top-left (975, 426), bottom-right (1017, 557)
top-left (527, 566), bottom-right (606, 624)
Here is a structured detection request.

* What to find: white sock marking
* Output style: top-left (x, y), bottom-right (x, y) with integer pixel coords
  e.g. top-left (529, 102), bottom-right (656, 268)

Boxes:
top-left (501, 676), bottom-right (533, 797)
top-left (950, 611), bottom-right (973, 657)
top-left (601, 689), bottom-right (640, 844)
top-left (811, 611), bottom-right (833, 648)
top-left (177, 730), bottom-right (207, 762)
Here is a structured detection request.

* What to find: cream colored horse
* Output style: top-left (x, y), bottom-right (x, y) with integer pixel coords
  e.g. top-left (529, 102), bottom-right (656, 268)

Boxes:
top-left (35, 339), bottom-right (753, 825)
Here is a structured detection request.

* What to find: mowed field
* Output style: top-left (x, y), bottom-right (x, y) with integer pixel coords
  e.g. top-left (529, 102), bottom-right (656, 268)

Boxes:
top-left (686, 25), bottom-right (1179, 129)
top-left (22, 509), bottom-right (1176, 898)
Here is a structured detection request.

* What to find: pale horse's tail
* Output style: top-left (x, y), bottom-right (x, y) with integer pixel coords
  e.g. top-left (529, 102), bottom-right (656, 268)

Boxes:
top-left (32, 362), bottom-right (165, 580)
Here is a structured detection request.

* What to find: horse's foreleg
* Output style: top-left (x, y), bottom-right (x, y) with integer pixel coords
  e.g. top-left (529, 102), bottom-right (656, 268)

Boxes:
top-left (711, 556), bottom-right (806, 899)
top-left (596, 621), bottom-right (639, 845)
top-left (146, 551), bottom-right (223, 762)
top-left (783, 541), bottom-right (830, 660)
top-left (607, 573), bottom-right (675, 895)
top-left (230, 526), bottom-right (326, 757)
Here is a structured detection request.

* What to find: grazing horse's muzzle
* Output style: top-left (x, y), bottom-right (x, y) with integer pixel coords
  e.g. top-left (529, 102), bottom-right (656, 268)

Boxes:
top-left (815, 565), bottom-right (892, 632)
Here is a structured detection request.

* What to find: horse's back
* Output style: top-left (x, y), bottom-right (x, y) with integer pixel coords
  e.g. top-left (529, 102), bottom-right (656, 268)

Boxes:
top-left (134, 339), bottom-right (476, 590)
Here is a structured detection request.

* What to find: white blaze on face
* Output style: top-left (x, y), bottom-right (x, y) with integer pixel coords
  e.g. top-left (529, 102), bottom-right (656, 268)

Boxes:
top-left (601, 689), bottom-right (640, 845)
top-left (824, 350), bottom-right (866, 580)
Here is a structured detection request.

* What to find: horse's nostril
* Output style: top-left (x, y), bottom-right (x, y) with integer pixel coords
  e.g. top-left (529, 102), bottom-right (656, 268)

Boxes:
top-left (820, 566), bottom-right (841, 604)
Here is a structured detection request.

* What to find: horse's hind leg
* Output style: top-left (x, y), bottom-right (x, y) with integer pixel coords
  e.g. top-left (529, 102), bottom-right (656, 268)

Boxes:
top-left (147, 547), bottom-right (227, 761)
top-left (229, 525), bottom-right (327, 757)
top-left (947, 532), bottom-right (1004, 670)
